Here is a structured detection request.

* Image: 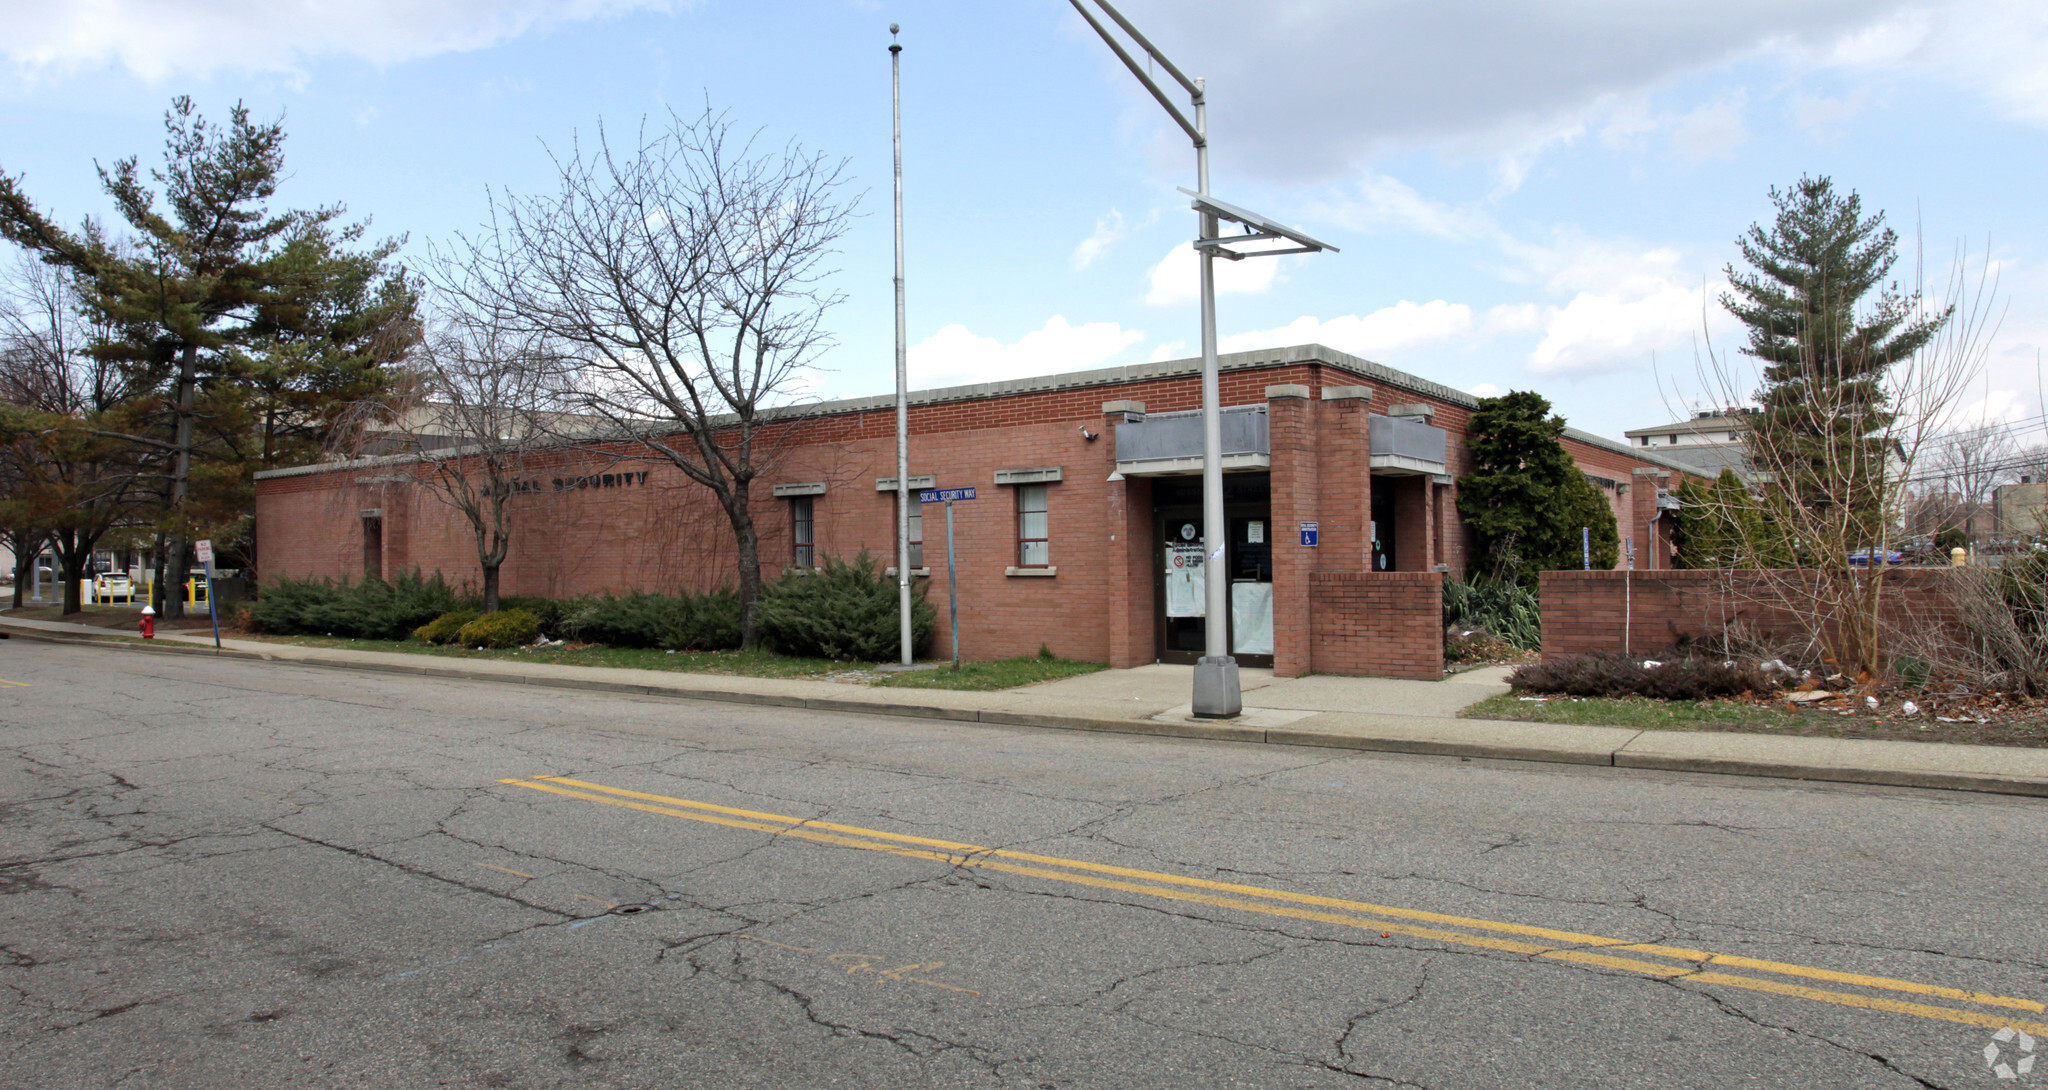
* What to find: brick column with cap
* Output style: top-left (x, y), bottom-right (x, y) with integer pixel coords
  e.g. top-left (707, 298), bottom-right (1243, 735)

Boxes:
top-left (1266, 383), bottom-right (1315, 676)
top-left (1104, 400), bottom-right (1154, 667)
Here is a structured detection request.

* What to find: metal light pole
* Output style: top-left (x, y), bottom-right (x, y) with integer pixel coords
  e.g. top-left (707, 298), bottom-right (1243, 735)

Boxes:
top-left (1069, 0), bottom-right (1334, 717)
top-left (891, 23), bottom-right (914, 666)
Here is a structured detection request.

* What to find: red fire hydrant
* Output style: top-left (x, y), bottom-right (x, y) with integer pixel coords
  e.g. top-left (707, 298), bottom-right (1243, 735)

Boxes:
top-left (139, 606), bottom-right (156, 639)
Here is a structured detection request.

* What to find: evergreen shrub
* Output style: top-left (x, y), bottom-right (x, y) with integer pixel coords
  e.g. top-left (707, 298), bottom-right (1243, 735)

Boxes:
top-left (455, 609), bottom-right (541, 649)
top-left (415, 610), bottom-right (481, 645)
top-left (560, 588), bottom-right (742, 651)
top-left (758, 550), bottom-right (933, 661)
top-left (248, 571), bottom-right (459, 640)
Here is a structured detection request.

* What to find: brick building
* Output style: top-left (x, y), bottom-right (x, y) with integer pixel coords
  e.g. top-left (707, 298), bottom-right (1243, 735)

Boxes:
top-left (255, 344), bottom-right (1696, 678)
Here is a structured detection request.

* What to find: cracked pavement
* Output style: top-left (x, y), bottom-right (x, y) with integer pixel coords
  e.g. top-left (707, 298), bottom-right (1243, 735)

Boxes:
top-left (2, 640), bottom-right (2045, 1088)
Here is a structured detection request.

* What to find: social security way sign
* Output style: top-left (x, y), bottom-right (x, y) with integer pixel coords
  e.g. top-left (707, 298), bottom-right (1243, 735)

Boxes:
top-left (919, 487), bottom-right (976, 504)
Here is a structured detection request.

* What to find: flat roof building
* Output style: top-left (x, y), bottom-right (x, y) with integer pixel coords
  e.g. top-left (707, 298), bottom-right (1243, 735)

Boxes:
top-left (256, 344), bottom-right (1698, 679)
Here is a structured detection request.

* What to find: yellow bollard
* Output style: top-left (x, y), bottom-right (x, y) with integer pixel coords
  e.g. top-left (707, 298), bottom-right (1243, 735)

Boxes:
top-left (1950, 546), bottom-right (1967, 567)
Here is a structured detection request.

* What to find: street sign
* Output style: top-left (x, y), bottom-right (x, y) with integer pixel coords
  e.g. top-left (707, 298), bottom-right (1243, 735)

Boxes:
top-left (919, 487), bottom-right (976, 504)
top-left (194, 539), bottom-right (214, 564)
top-left (1299, 521), bottom-right (1319, 548)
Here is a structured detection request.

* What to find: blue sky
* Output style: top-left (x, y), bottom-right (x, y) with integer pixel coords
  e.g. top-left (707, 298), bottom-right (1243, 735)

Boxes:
top-left (2, 0), bottom-right (2045, 443)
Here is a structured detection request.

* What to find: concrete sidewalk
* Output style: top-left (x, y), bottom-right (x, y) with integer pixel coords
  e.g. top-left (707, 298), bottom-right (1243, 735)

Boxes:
top-left (5, 612), bottom-right (2047, 798)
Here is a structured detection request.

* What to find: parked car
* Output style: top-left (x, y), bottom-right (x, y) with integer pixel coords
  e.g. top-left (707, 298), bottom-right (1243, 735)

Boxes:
top-left (92, 572), bottom-right (134, 601)
top-left (1847, 548), bottom-right (1906, 566)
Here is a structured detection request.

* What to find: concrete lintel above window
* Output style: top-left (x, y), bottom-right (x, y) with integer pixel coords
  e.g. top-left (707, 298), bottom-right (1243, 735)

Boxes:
top-left (1115, 452), bottom-right (1272, 477)
top-left (1101, 399), bottom-right (1146, 416)
top-left (875, 474), bottom-right (936, 491)
top-left (1004, 566), bottom-right (1058, 577)
top-left (1321, 385), bottom-right (1373, 402)
top-left (1431, 474), bottom-right (1454, 486)
top-left (1387, 403), bottom-right (1436, 419)
top-left (994, 466), bottom-right (1063, 485)
top-left (772, 481), bottom-right (827, 497)
top-left (358, 508), bottom-right (383, 519)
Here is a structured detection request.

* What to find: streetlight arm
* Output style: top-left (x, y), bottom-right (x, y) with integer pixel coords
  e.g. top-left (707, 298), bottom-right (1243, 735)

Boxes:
top-left (1091, 0), bottom-right (1202, 99)
top-left (1065, 0), bottom-right (1204, 147)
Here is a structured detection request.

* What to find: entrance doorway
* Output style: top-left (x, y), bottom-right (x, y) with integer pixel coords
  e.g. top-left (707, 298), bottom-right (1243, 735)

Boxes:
top-left (1151, 475), bottom-right (1273, 668)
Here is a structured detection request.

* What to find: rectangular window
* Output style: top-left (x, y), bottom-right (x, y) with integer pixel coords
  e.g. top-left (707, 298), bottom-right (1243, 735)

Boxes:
top-left (1016, 484), bottom-right (1049, 566)
top-left (791, 496), bottom-right (815, 568)
top-left (909, 507), bottom-right (924, 569)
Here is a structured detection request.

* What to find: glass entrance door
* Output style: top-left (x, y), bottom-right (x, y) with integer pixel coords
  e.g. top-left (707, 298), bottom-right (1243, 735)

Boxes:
top-left (1151, 481), bottom-right (1275, 668)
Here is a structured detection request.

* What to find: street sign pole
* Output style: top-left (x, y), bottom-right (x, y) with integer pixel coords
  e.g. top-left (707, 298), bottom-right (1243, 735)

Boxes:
top-left (195, 539), bottom-right (220, 649)
top-left (946, 499), bottom-right (960, 671)
top-left (919, 486), bottom-right (975, 671)
top-left (890, 24), bottom-right (914, 667)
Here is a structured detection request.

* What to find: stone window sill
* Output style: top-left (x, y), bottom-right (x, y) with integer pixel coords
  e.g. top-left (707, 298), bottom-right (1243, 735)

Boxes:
top-left (884, 567), bottom-right (931, 578)
top-left (1005, 566), bottom-right (1058, 577)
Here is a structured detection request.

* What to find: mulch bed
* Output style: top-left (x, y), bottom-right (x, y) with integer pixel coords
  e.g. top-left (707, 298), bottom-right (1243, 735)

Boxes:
top-left (1700, 689), bottom-right (2048, 748)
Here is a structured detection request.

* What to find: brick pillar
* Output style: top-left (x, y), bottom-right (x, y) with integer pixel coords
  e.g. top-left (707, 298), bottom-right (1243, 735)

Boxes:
top-left (1316, 385), bottom-right (1374, 574)
top-left (1105, 400), bottom-right (1155, 668)
top-left (1266, 384), bottom-right (1315, 676)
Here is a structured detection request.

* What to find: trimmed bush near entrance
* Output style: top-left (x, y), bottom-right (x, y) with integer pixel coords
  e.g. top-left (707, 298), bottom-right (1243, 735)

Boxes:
top-left (248, 571), bottom-right (459, 640)
top-left (415, 609), bottom-right (480, 645)
top-left (760, 551), bottom-right (934, 661)
top-left (559, 588), bottom-right (742, 651)
top-left (455, 609), bottom-right (541, 649)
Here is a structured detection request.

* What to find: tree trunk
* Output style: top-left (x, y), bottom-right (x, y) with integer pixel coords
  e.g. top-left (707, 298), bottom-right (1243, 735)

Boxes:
top-left (161, 344), bottom-right (198, 621)
top-left (727, 480), bottom-right (763, 649)
top-left (482, 563), bottom-right (500, 614)
top-left (53, 535), bottom-right (91, 617)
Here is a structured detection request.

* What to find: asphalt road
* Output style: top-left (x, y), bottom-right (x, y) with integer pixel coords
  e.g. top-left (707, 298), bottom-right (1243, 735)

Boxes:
top-left (2, 639), bottom-right (2045, 1089)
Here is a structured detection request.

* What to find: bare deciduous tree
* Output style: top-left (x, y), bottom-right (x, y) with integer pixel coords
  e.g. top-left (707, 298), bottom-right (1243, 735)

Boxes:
top-left (442, 107), bottom-right (855, 647)
top-left (383, 306), bottom-right (566, 613)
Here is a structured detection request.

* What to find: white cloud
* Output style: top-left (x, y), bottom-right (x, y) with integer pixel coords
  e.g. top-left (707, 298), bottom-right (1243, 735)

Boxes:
top-left (1071, 210), bottom-right (1125, 270)
top-left (1469, 382), bottom-right (1503, 398)
top-left (1147, 341), bottom-right (1185, 363)
top-left (1315, 173), bottom-right (1500, 243)
top-left (1219, 300), bottom-right (1475, 359)
top-left (1813, 0), bottom-right (2048, 126)
top-left (1088, 0), bottom-right (1913, 182)
top-left (908, 315), bottom-right (1144, 389)
top-left (1143, 242), bottom-right (1282, 307)
top-left (0, 0), bottom-right (679, 80)
top-left (1668, 97), bottom-right (1749, 160)
top-left (1528, 283), bottom-right (1712, 376)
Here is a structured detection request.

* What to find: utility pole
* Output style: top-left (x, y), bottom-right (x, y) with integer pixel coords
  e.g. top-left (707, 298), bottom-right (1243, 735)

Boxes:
top-left (1067, 1), bottom-right (1334, 717)
top-left (891, 23), bottom-right (914, 667)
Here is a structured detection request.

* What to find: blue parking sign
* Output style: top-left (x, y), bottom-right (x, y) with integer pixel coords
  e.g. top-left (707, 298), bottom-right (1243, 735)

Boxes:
top-left (1299, 521), bottom-right (1319, 547)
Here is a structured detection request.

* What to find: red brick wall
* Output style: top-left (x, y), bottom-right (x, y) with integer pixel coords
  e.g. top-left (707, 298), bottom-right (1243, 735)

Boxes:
top-left (257, 356), bottom-right (1689, 667)
top-left (1539, 568), bottom-right (1969, 665)
top-left (1308, 571), bottom-right (1444, 681)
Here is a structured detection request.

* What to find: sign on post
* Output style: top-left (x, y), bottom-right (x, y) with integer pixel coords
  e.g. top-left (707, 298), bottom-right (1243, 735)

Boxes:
top-left (915, 487), bottom-right (975, 670)
top-left (1299, 521), bottom-right (1319, 548)
top-left (194, 539), bottom-right (221, 650)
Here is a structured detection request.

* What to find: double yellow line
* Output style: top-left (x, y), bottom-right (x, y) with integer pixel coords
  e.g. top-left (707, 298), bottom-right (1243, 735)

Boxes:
top-left (501, 775), bottom-right (2047, 1036)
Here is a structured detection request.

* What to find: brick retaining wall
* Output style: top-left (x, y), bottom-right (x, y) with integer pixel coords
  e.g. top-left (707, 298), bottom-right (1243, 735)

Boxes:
top-left (1309, 571), bottom-right (1444, 681)
top-left (1539, 568), bottom-right (1970, 665)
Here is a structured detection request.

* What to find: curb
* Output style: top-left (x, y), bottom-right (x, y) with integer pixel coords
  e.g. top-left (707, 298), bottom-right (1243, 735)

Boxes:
top-left (8, 623), bottom-right (2047, 799)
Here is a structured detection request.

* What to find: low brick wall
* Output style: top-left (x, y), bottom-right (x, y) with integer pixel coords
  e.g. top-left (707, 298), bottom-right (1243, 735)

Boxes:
top-left (1539, 568), bottom-right (1969, 664)
top-left (1309, 571), bottom-right (1443, 680)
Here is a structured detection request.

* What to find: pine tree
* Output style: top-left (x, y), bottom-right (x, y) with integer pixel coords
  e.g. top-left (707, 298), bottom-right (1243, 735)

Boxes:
top-left (0, 98), bottom-right (416, 614)
top-left (1721, 176), bottom-right (1949, 534)
top-left (1456, 390), bottom-right (1618, 584)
